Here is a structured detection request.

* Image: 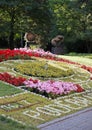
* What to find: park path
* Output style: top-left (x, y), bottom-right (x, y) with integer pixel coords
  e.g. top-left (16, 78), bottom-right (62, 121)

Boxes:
top-left (38, 107), bottom-right (92, 130)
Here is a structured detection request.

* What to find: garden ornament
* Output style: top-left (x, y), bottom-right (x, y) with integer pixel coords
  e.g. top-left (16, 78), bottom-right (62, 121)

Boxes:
top-left (51, 35), bottom-right (64, 47)
top-left (24, 32), bottom-right (36, 48)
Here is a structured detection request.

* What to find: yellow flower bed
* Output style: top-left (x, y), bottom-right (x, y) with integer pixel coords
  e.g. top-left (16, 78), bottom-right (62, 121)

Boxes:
top-left (14, 60), bottom-right (74, 78)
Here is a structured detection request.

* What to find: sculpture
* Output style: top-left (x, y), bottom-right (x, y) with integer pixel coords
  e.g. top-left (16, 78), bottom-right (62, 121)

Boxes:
top-left (24, 32), bottom-right (36, 48)
top-left (51, 35), bottom-right (65, 55)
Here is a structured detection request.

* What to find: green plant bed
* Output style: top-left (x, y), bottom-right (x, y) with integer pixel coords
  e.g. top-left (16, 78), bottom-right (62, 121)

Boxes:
top-left (0, 115), bottom-right (38, 130)
top-left (85, 55), bottom-right (92, 59)
top-left (14, 60), bottom-right (74, 78)
top-left (0, 81), bottom-right (24, 97)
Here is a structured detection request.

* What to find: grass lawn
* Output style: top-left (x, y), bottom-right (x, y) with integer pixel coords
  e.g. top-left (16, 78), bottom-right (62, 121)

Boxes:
top-left (63, 53), bottom-right (92, 66)
top-left (0, 115), bottom-right (38, 130)
top-left (0, 81), bottom-right (24, 97)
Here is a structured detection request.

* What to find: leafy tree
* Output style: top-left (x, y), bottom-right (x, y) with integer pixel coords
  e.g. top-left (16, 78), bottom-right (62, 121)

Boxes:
top-left (0, 0), bottom-right (26, 49)
top-left (49, 0), bottom-right (92, 53)
top-left (69, 0), bottom-right (92, 53)
top-left (0, 0), bottom-right (53, 49)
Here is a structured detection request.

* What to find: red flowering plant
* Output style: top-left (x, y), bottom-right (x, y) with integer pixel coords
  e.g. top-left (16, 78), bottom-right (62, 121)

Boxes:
top-left (0, 73), bottom-right (26, 86)
top-left (75, 84), bottom-right (85, 92)
top-left (0, 49), bottom-right (32, 61)
top-left (81, 65), bottom-right (92, 73)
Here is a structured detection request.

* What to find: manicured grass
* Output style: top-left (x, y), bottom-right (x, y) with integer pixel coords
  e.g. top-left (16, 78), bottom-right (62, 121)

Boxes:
top-left (65, 53), bottom-right (92, 59)
top-left (61, 55), bottom-right (92, 66)
top-left (0, 81), bottom-right (24, 97)
top-left (0, 115), bottom-right (38, 130)
top-left (66, 52), bottom-right (92, 57)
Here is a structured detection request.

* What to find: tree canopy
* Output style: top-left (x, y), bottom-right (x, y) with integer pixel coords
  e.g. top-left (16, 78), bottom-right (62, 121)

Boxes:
top-left (0, 0), bottom-right (92, 52)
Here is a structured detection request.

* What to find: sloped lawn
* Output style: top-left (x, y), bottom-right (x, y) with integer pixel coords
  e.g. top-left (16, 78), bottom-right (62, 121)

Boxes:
top-left (0, 81), bottom-right (24, 97)
top-left (0, 115), bottom-right (38, 130)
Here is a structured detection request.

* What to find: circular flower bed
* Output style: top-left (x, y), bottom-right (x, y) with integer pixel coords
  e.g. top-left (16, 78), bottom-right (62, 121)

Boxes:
top-left (0, 48), bottom-right (87, 99)
top-left (14, 60), bottom-right (74, 78)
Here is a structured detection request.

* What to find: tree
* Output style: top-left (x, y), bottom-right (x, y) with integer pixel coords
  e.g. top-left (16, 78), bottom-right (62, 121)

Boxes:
top-left (69, 0), bottom-right (92, 53)
top-left (49, 0), bottom-right (92, 53)
top-left (0, 0), bottom-right (53, 49)
top-left (0, 0), bottom-right (26, 49)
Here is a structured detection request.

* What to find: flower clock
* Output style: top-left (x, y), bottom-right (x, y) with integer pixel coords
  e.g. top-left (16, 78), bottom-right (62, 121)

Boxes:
top-left (0, 48), bottom-right (91, 99)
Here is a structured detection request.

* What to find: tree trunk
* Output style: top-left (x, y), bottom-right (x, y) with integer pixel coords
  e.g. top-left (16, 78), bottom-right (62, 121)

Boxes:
top-left (9, 10), bottom-right (15, 49)
top-left (9, 31), bottom-right (14, 49)
top-left (86, 41), bottom-right (92, 53)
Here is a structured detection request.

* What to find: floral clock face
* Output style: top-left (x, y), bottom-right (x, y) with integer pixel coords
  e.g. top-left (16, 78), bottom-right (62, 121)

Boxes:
top-left (0, 49), bottom-right (92, 127)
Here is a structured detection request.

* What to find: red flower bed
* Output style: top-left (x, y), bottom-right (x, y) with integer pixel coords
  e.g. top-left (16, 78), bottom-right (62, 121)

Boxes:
top-left (0, 49), bottom-right (80, 65)
top-left (75, 84), bottom-right (85, 92)
top-left (81, 65), bottom-right (92, 73)
top-left (0, 49), bottom-right (33, 61)
top-left (0, 73), bottom-right (26, 86)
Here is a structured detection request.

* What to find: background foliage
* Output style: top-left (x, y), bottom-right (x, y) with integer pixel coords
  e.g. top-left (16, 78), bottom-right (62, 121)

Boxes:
top-left (0, 0), bottom-right (92, 52)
